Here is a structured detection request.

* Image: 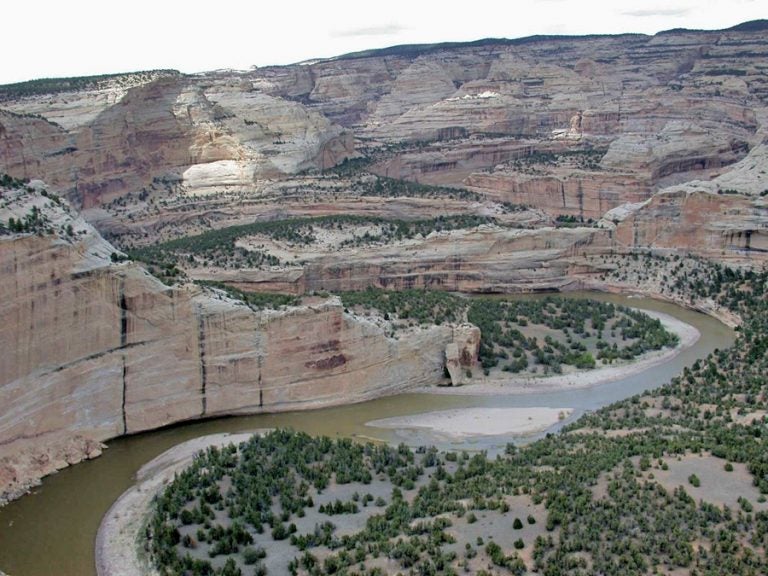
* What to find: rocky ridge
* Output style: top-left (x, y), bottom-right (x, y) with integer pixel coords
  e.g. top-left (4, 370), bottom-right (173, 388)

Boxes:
top-left (260, 224), bottom-right (611, 293)
top-left (1, 24), bottom-right (767, 230)
top-left (0, 73), bottom-right (354, 209)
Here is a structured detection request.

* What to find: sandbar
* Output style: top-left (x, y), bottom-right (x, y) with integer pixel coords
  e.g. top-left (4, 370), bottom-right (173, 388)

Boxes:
top-left (367, 407), bottom-right (572, 440)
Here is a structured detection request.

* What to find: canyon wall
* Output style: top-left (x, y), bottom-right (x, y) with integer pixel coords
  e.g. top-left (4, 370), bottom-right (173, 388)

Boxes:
top-left (2, 24), bottom-right (767, 219)
top-left (609, 188), bottom-right (768, 260)
top-left (0, 195), bottom-right (476, 502)
top-left (200, 193), bottom-right (768, 299)
top-left (464, 170), bottom-right (651, 221)
top-left (203, 224), bottom-right (614, 295)
top-left (258, 26), bottom-right (764, 208)
top-left (300, 226), bottom-right (613, 293)
top-left (0, 74), bottom-right (354, 208)
top-left (3, 22), bottom-right (768, 506)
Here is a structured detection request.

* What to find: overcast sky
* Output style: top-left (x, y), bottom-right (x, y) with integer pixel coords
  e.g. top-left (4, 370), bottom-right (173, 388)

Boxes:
top-left (2, 0), bottom-right (764, 85)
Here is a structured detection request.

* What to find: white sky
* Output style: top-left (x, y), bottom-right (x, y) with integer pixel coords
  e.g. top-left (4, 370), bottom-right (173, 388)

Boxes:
top-left (2, 0), bottom-right (764, 85)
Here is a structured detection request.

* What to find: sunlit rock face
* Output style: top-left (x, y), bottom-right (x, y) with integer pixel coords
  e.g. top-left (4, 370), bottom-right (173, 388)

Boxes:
top-left (0, 72), bottom-right (354, 208)
top-left (259, 26), bottom-right (763, 219)
top-left (2, 24), bottom-right (766, 217)
top-left (606, 188), bottom-right (768, 260)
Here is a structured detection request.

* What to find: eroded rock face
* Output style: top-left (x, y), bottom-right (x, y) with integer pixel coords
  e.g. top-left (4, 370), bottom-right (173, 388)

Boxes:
top-left (0, 183), bottom-right (615, 502)
top-left (0, 74), bottom-right (354, 208)
top-left (186, 222), bottom-right (617, 298)
top-left (316, 28), bottom-right (763, 218)
top-left (445, 324), bottom-right (481, 386)
top-left (0, 187), bottom-right (473, 502)
top-left (3, 23), bottom-right (768, 504)
top-left (293, 225), bottom-right (613, 293)
top-left (1, 25), bottom-right (766, 240)
top-left (607, 188), bottom-right (768, 260)
top-left (0, 110), bottom-right (69, 180)
top-left (0, 70), bottom-right (177, 130)
top-left (464, 170), bottom-right (651, 221)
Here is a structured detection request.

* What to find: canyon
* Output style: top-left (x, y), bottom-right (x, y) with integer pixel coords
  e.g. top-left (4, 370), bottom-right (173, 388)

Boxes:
top-left (2, 21), bottom-right (768, 508)
top-left (0, 184), bottom-right (481, 502)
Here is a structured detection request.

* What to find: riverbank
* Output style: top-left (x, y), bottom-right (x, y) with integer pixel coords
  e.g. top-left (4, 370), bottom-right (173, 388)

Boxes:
top-left (419, 310), bottom-right (700, 396)
top-left (367, 407), bottom-right (572, 440)
top-left (593, 281), bottom-right (742, 329)
top-left (95, 432), bottom-right (260, 576)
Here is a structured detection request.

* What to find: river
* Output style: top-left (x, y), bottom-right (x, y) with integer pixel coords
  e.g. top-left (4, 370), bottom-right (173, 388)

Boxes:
top-left (0, 293), bottom-right (734, 575)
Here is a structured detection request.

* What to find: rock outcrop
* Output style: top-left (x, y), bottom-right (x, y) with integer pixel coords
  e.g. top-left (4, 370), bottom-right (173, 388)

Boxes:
top-left (3, 22), bottom-right (768, 506)
top-left (1, 24), bottom-right (766, 245)
top-left (0, 73), bottom-right (354, 208)
top-left (445, 324), bottom-right (481, 386)
top-left (0, 186), bottom-right (472, 503)
top-left (208, 224), bottom-right (613, 295)
top-left (464, 169), bottom-right (650, 221)
top-left (605, 187), bottom-right (768, 261)
top-left (3, 24), bottom-right (767, 218)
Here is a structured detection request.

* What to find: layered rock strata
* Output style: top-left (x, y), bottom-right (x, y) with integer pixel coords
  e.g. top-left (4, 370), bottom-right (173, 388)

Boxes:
top-left (0, 74), bottom-right (354, 208)
top-left (3, 22), bottom-right (768, 505)
top-left (2, 24), bottom-right (766, 220)
top-left (0, 189), bottom-right (475, 503)
top-left (194, 224), bottom-right (614, 295)
top-left (607, 188), bottom-right (768, 260)
top-left (464, 169), bottom-right (650, 221)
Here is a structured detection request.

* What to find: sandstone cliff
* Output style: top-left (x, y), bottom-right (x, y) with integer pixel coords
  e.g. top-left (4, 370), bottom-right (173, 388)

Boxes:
top-left (269, 26), bottom-right (765, 231)
top-left (3, 22), bottom-right (768, 505)
top-left (1, 25), bottom-right (766, 248)
top-left (464, 167), bottom-right (650, 221)
top-left (0, 73), bottom-right (354, 208)
top-left (0, 186), bottom-right (475, 503)
top-left (604, 187), bottom-right (768, 261)
top-left (262, 27), bottom-right (763, 173)
top-left (186, 223), bottom-right (614, 296)
top-left (3, 24), bottom-right (767, 221)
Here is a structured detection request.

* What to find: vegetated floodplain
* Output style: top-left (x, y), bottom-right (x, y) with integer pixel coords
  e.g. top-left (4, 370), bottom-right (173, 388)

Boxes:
top-left (468, 297), bottom-right (679, 377)
top-left (341, 289), bottom-right (680, 377)
top-left (148, 430), bottom-right (539, 576)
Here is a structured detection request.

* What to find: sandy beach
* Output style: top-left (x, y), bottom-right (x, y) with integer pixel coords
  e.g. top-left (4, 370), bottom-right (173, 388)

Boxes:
top-left (419, 309), bottom-right (700, 396)
top-left (95, 432), bottom-right (260, 576)
top-left (367, 407), bottom-right (573, 440)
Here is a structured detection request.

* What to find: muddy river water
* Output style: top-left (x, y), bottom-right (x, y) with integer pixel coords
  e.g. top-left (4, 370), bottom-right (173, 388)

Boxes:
top-left (0, 292), bottom-right (735, 575)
